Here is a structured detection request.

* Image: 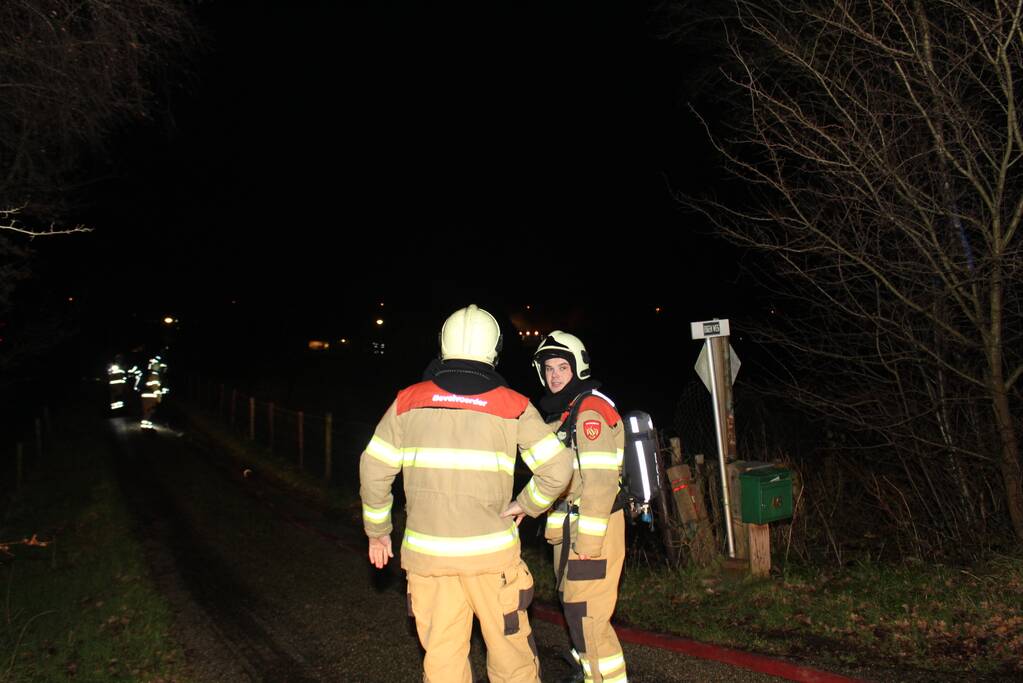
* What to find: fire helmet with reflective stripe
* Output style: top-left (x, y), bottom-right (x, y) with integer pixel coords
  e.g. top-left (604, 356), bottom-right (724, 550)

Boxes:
top-left (533, 330), bottom-right (590, 387)
top-left (440, 304), bottom-right (503, 366)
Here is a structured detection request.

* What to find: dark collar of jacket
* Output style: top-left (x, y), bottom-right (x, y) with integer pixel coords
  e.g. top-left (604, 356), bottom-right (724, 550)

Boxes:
top-left (422, 358), bottom-right (509, 396)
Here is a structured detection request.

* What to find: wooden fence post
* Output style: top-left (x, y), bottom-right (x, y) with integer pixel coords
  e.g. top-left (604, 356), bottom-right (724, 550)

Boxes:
top-left (298, 411), bottom-right (305, 472)
top-left (727, 462), bottom-right (750, 561)
top-left (268, 402), bottom-right (275, 453)
top-left (749, 524), bottom-right (771, 577)
top-left (324, 412), bottom-right (333, 482)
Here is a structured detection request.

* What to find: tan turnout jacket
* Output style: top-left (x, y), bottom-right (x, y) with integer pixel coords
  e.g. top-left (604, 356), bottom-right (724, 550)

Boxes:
top-left (360, 379), bottom-right (574, 576)
top-left (544, 390), bottom-right (625, 557)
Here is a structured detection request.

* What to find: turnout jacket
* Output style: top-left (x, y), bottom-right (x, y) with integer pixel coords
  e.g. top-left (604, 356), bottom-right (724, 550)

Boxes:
top-left (360, 379), bottom-right (574, 576)
top-left (545, 391), bottom-right (625, 557)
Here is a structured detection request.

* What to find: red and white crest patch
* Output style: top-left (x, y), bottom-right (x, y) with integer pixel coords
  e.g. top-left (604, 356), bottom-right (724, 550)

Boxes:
top-left (583, 420), bottom-right (602, 440)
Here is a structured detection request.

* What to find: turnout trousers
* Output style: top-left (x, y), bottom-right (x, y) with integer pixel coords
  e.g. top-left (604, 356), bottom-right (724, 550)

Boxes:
top-left (553, 509), bottom-right (627, 683)
top-left (407, 559), bottom-right (541, 683)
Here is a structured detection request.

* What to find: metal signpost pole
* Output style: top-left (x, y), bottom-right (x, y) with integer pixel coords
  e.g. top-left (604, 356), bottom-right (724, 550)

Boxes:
top-left (692, 319), bottom-right (737, 558)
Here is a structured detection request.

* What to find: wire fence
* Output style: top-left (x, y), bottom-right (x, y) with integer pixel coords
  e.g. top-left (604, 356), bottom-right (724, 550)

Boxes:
top-left (1, 408), bottom-right (53, 512)
top-left (185, 374), bottom-right (375, 491)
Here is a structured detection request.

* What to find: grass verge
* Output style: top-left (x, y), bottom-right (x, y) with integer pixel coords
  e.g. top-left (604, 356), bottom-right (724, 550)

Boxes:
top-left (0, 415), bottom-right (188, 683)
top-left (522, 541), bottom-right (1023, 677)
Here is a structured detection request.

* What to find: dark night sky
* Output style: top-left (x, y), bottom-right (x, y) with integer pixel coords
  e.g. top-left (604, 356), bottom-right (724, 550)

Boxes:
top-left (29, 0), bottom-right (752, 419)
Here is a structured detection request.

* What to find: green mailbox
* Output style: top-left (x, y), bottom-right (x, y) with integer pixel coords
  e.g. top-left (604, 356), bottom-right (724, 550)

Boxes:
top-left (739, 466), bottom-right (793, 524)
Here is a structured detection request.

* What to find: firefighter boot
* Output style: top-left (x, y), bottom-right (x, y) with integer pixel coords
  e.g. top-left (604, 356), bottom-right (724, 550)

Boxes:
top-left (554, 650), bottom-right (585, 683)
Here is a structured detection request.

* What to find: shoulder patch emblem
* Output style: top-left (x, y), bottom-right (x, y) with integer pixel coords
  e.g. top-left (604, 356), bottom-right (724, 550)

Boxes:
top-left (583, 419), bottom-right (601, 440)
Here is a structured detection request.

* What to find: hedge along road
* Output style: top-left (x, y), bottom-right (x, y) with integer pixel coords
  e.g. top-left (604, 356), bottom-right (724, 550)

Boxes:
top-left (108, 412), bottom-right (838, 683)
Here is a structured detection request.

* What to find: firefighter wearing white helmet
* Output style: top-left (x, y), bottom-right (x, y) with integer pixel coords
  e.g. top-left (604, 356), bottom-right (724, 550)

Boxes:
top-left (533, 330), bottom-right (627, 683)
top-left (360, 304), bottom-right (574, 683)
top-left (440, 303), bottom-right (503, 365)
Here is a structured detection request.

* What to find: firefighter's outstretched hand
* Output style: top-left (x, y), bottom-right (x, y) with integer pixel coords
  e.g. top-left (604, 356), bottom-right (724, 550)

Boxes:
top-left (368, 535), bottom-right (393, 569)
top-left (500, 501), bottom-right (526, 526)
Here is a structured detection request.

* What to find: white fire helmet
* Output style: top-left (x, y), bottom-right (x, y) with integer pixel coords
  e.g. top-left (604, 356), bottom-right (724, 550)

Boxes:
top-left (533, 330), bottom-right (591, 387)
top-left (440, 304), bottom-right (503, 366)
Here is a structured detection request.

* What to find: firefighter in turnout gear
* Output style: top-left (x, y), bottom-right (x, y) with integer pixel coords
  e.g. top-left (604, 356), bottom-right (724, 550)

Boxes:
top-left (359, 305), bottom-right (574, 683)
top-left (139, 355), bottom-right (167, 429)
top-left (108, 354), bottom-right (128, 412)
top-left (533, 331), bottom-right (627, 683)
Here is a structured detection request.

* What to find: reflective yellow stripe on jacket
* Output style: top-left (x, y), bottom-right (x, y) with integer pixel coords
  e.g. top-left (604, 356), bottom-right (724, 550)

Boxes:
top-left (366, 435), bottom-right (402, 467)
top-left (402, 448), bottom-right (514, 475)
top-left (521, 432), bottom-right (564, 469)
top-left (367, 437), bottom-right (515, 475)
top-left (403, 525), bottom-right (519, 557)
top-left (578, 515), bottom-right (609, 536)
top-left (576, 450), bottom-right (621, 470)
top-left (525, 478), bottom-right (555, 508)
top-left (362, 502), bottom-right (392, 524)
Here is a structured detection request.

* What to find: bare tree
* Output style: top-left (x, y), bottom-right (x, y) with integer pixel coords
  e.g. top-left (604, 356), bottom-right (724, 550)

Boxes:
top-left (0, 1), bottom-right (197, 374)
top-left (686, 0), bottom-right (1023, 543)
top-left (0, 0), bottom-right (197, 222)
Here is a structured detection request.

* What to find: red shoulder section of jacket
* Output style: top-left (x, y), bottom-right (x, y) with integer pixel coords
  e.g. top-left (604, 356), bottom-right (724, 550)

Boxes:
top-left (557, 394), bottom-right (622, 427)
top-left (395, 381), bottom-right (529, 419)
top-left (578, 395), bottom-right (621, 427)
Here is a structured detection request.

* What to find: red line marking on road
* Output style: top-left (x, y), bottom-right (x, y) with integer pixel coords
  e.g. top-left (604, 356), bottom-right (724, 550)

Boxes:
top-left (529, 604), bottom-right (868, 683)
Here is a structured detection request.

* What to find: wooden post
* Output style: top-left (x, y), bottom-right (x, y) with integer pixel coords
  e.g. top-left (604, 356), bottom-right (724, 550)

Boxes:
top-left (667, 463), bottom-right (718, 566)
top-left (653, 432), bottom-right (678, 560)
top-left (710, 336), bottom-right (738, 462)
top-left (230, 389), bottom-right (237, 426)
top-left (749, 524), bottom-right (771, 577)
top-left (669, 437), bottom-right (683, 467)
top-left (298, 411), bottom-right (305, 472)
top-left (697, 452), bottom-right (722, 552)
top-left (248, 397), bottom-right (255, 441)
top-left (16, 442), bottom-right (23, 490)
top-left (324, 413), bottom-right (333, 482)
top-left (268, 402), bottom-right (275, 453)
top-left (727, 462), bottom-right (750, 560)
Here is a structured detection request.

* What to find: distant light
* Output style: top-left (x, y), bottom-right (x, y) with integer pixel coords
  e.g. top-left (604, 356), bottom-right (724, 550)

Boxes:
top-left (163, 316), bottom-right (175, 325)
top-left (526, 305), bottom-right (531, 310)
top-left (67, 296), bottom-right (74, 303)
top-left (532, 330), bottom-right (538, 336)
top-left (379, 302), bottom-right (385, 307)
top-left (655, 307), bottom-right (661, 314)
top-left (339, 338), bottom-right (348, 344)
top-left (376, 319), bottom-right (384, 326)
top-left (308, 340), bottom-right (330, 351)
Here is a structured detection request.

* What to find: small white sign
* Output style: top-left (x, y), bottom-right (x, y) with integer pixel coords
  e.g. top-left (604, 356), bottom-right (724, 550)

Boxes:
top-left (690, 318), bottom-right (730, 340)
